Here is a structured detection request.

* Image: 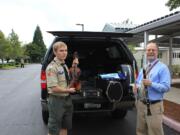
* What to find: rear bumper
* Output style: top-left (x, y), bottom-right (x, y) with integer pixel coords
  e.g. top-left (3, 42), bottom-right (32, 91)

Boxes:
top-left (71, 94), bottom-right (135, 113)
top-left (40, 95), bottom-right (135, 113)
top-left (73, 101), bottom-right (135, 113)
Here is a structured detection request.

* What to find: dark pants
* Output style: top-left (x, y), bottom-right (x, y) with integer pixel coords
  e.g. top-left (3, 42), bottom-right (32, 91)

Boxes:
top-left (21, 63), bottom-right (24, 68)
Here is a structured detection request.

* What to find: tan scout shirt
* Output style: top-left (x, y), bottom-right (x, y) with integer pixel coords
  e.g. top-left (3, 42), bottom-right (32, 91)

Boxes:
top-left (46, 57), bottom-right (69, 96)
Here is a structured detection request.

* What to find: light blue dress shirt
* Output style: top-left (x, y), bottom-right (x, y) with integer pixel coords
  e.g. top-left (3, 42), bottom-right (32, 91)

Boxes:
top-left (136, 59), bottom-right (171, 101)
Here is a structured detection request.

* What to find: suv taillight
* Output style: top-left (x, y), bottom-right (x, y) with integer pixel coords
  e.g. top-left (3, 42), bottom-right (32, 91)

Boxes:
top-left (41, 70), bottom-right (47, 89)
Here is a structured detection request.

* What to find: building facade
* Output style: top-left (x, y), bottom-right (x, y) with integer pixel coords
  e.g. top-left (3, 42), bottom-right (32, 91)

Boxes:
top-left (134, 47), bottom-right (180, 69)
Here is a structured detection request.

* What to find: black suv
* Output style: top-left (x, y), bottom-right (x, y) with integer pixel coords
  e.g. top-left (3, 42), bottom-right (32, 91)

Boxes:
top-left (40, 31), bottom-right (138, 124)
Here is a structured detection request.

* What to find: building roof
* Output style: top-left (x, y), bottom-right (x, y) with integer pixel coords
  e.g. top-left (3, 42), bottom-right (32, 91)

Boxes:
top-left (127, 11), bottom-right (180, 35)
top-left (126, 11), bottom-right (180, 45)
top-left (102, 11), bottom-right (180, 47)
top-left (102, 22), bottom-right (137, 32)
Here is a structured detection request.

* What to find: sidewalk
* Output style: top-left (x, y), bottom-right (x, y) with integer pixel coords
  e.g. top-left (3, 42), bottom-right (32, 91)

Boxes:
top-left (163, 78), bottom-right (180, 133)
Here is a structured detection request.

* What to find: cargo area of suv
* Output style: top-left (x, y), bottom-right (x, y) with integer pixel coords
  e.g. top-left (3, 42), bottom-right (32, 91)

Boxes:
top-left (40, 31), bottom-right (138, 124)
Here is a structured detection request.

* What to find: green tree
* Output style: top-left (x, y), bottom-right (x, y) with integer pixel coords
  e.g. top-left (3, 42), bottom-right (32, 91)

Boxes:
top-left (7, 29), bottom-right (23, 62)
top-left (127, 44), bottom-right (136, 53)
top-left (0, 31), bottom-right (6, 63)
top-left (166, 0), bottom-right (180, 11)
top-left (25, 42), bottom-right (42, 63)
top-left (31, 25), bottom-right (47, 62)
top-left (21, 44), bottom-right (31, 63)
top-left (0, 30), bottom-right (11, 63)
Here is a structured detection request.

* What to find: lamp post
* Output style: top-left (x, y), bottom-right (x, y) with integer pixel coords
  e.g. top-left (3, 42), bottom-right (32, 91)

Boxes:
top-left (76, 23), bottom-right (84, 31)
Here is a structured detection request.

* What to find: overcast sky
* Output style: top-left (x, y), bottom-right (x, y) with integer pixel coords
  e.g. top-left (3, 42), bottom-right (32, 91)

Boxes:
top-left (0, 0), bottom-right (179, 47)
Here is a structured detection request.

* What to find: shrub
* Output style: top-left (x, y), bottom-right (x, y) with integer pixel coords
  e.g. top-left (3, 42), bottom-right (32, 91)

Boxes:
top-left (172, 65), bottom-right (180, 77)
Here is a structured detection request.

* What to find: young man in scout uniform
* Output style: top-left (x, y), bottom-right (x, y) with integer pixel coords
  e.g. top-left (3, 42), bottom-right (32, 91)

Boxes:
top-left (46, 41), bottom-right (76, 135)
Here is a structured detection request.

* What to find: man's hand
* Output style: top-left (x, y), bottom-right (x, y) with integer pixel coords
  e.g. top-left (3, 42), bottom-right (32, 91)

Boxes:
top-left (66, 87), bottom-right (76, 93)
top-left (142, 79), bottom-right (152, 86)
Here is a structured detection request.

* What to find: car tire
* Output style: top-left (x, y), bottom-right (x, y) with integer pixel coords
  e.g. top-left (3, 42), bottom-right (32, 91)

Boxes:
top-left (42, 110), bottom-right (49, 125)
top-left (111, 109), bottom-right (127, 119)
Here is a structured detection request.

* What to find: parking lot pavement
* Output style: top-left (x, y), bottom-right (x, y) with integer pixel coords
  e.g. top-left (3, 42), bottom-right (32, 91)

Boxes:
top-left (164, 87), bottom-right (180, 104)
top-left (163, 79), bottom-right (180, 133)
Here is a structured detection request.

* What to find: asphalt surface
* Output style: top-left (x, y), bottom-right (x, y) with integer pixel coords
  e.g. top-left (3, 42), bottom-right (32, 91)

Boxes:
top-left (0, 64), bottom-right (47, 135)
top-left (0, 64), bottom-right (179, 135)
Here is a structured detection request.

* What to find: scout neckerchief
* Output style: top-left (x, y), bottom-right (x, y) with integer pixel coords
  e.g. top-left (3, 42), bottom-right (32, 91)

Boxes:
top-left (61, 63), bottom-right (70, 85)
top-left (146, 59), bottom-right (159, 75)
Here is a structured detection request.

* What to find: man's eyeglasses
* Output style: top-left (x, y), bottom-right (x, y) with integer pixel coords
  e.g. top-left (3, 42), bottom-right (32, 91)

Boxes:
top-left (146, 49), bottom-right (157, 52)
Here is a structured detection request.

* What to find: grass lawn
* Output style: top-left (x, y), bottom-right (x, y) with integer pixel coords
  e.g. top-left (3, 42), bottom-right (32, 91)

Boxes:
top-left (0, 64), bottom-right (20, 69)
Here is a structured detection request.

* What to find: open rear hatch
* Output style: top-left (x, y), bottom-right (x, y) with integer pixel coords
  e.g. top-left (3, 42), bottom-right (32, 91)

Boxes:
top-left (47, 31), bottom-right (133, 38)
top-left (48, 31), bottom-right (135, 101)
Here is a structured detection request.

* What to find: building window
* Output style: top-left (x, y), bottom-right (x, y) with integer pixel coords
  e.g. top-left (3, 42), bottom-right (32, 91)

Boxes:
top-left (173, 52), bottom-right (180, 59)
top-left (173, 53), bottom-right (175, 58)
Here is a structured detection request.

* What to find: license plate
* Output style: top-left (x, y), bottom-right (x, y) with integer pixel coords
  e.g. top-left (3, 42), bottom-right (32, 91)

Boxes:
top-left (84, 103), bottom-right (101, 109)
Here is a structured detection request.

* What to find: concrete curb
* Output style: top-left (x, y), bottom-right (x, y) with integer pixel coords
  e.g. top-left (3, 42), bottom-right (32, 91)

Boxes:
top-left (163, 115), bottom-right (180, 133)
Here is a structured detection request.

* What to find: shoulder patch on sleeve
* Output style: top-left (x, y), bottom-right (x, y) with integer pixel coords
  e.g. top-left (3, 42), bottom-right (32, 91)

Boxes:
top-left (46, 64), bottom-right (56, 77)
